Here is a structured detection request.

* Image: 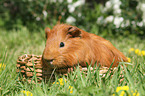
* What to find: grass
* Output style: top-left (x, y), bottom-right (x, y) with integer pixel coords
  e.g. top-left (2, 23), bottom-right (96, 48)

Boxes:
top-left (0, 26), bottom-right (145, 96)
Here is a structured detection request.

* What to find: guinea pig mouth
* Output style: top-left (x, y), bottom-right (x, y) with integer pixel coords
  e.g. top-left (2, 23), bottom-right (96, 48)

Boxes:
top-left (43, 59), bottom-right (54, 67)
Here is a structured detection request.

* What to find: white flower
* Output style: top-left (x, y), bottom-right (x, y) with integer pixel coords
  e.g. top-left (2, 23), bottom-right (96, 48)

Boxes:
top-left (105, 15), bottom-right (114, 23)
top-left (137, 21), bottom-right (143, 27)
top-left (67, 5), bottom-right (75, 13)
top-left (73, 0), bottom-right (85, 7)
top-left (78, 13), bottom-right (82, 17)
top-left (114, 9), bottom-right (121, 14)
top-left (105, 1), bottom-right (112, 9)
top-left (67, 0), bottom-right (72, 3)
top-left (28, 0), bottom-right (32, 2)
top-left (61, 12), bottom-right (65, 16)
top-left (43, 10), bottom-right (47, 18)
top-left (121, 23), bottom-right (125, 27)
top-left (137, 3), bottom-right (145, 22)
top-left (143, 19), bottom-right (145, 23)
top-left (36, 17), bottom-right (41, 21)
top-left (50, 0), bottom-right (56, 3)
top-left (112, 0), bottom-right (121, 5)
top-left (131, 21), bottom-right (135, 25)
top-left (66, 16), bottom-right (76, 24)
top-left (103, 0), bottom-right (122, 15)
top-left (103, 1), bottom-right (112, 12)
top-left (125, 20), bottom-right (130, 27)
top-left (141, 3), bottom-right (145, 10)
top-left (131, 21), bottom-right (136, 28)
top-left (120, 20), bottom-right (130, 28)
top-left (68, 0), bottom-right (85, 13)
top-left (68, 4), bottom-right (75, 13)
top-left (114, 17), bottom-right (124, 28)
top-left (113, 4), bottom-right (120, 9)
top-left (58, 0), bottom-right (63, 3)
top-left (97, 16), bottom-right (104, 24)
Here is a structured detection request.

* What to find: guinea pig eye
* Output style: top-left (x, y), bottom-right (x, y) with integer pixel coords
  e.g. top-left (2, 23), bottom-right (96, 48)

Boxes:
top-left (60, 42), bottom-right (65, 48)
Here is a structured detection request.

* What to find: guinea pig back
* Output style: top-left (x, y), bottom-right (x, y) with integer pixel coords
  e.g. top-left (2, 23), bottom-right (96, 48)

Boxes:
top-left (42, 24), bottom-right (127, 69)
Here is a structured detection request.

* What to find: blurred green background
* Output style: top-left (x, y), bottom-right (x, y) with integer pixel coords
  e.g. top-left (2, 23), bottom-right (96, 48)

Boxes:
top-left (0, 0), bottom-right (145, 38)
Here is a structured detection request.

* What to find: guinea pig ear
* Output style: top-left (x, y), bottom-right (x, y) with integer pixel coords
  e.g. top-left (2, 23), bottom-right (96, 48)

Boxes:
top-left (45, 27), bottom-right (51, 38)
top-left (67, 27), bottom-right (81, 38)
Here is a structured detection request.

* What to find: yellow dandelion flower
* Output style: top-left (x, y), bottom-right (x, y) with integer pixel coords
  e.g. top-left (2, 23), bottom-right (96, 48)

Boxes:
top-left (122, 86), bottom-right (129, 90)
top-left (70, 90), bottom-right (73, 94)
top-left (116, 86), bottom-right (129, 92)
top-left (129, 48), bottom-right (135, 53)
top-left (21, 90), bottom-right (33, 96)
top-left (137, 51), bottom-right (142, 56)
top-left (58, 78), bottom-right (66, 85)
top-left (68, 86), bottom-right (73, 93)
top-left (141, 50), bottom-right (145, 56)
top-left (135, 49), bottom-right (140, 54)
top-left (116, 87), bottom-right (122, 92)
top-left (127, 57), bottom-right (131, 62)
top-left (132, 90), bottom-right (139, 96)
top-left (114, 86), bottom-right (139, 96)
top-left (120, 91), bottom-right (125, 96)
top-left (53, 78), bottom-right (66, 85)
top-left (56, 82), bottom-right (59, 84)
top-left (0, 63), bottom-right (6, 72)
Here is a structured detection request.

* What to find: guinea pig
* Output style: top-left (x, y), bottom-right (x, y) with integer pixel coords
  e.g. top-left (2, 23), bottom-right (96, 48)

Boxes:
top-left (42, 24), bottom-right (127, 70)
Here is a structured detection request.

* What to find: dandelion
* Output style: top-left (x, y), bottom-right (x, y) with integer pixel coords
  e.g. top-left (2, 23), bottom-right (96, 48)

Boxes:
top-left (115, 86), bottom-right (129, 96)
top-left (53, 78), bottom-right (66, 86)
top-left (127, 58), bottom-right (131, 62)
top-left (135, 49), bottom-right (139, 54)
top-left (141, 50), bottom-right (145, 56)
top-left (129, 48), bottom-right (135, 53)
top-left (68, 86), bottom-right (73, 93)
top-left (58, 78), bottom-right (66, 85)
top-left (132, 90), bottom-right (140, 96)
top-left (137, 51), bottom-right (142, 56)
top-left (21, 90), bottom-right (33, 96)
top-left (135, 49), bottom-right (141, 56)
top-left (114, 86), bottom-right (139, 96)
top-left (52, 78), bottom-right (73, 93)
top-left (116, 86), bottom-right (129, 92)
top-left (0, 63), bottom-right (6, 72)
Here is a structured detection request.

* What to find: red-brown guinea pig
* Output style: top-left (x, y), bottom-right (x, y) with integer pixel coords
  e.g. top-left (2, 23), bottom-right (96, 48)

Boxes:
top-left (42, 24), bottom-right (127, 70)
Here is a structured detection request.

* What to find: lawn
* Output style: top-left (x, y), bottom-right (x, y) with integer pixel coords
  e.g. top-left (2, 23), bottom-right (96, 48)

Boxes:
top-left (0, 27), bottom-right (145, 96)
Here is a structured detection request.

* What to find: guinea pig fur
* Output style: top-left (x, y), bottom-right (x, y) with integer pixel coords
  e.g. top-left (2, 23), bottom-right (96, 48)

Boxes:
top-left (42, 24), bottom-right (127, 69)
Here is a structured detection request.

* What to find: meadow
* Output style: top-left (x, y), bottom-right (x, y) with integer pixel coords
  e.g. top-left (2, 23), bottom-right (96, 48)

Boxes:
top-left (0, 26), bottom-right (145, 96)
